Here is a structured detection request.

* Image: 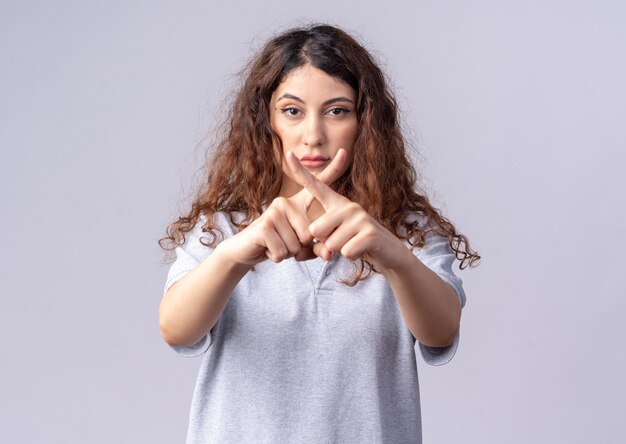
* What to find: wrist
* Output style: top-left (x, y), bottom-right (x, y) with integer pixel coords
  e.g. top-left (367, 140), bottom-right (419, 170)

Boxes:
top-left (213, 239), bottom-right (256, 271)
top-left (375, 237), bottom-right (414, 276)
top-left (363, 218), bottom-right (413, 273)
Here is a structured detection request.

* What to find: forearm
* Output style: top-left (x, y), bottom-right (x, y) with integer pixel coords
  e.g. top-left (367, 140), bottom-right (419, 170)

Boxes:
top-left (159, 241), bottom-right (252, 347)
top-left (380, 243), bottom-right (461, 347)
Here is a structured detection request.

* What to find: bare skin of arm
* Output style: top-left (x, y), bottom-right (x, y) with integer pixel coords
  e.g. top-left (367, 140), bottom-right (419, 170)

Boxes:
top-left (379, 242), bottom-right (462, 347)
top-left (284, 150), bottom-right (462, 348)
top-left (159, 241), bottom-right (252, 347)
top-left (159, 152), bottom-right (348, 347)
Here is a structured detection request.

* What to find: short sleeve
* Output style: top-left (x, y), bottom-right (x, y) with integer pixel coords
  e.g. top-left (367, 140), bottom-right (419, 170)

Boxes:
top-left (162, 211), bottom-right (232, 358)
top-left (408, 222), bottom-right (467, 366)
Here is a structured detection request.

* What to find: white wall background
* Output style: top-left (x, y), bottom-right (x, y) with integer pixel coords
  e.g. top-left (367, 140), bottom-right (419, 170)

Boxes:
top-left (1, 1), bottom-right (624, 443)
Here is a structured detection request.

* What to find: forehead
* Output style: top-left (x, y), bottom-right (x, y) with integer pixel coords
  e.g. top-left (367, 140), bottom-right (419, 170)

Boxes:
top-left (273, 65), bottom-right (355, 101)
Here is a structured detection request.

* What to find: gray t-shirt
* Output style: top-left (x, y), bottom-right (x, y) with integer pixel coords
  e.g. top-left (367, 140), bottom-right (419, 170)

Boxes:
top-left (162, 211), bottom-right (467, 443)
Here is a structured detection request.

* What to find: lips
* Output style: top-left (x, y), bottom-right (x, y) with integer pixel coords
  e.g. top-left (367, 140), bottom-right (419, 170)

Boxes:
top-left (299, 155), bottom-right (329, 168)
top-left (300, 154), bottom-right (328, 161)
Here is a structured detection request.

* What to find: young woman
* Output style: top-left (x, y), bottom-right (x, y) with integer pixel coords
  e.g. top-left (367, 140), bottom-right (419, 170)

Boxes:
top-left (159, 23), bottom-right (480, 443)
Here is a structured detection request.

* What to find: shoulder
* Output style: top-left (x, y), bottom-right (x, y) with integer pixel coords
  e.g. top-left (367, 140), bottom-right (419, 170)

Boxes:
top-left (176, 210), bottom-right (243, 259)
top-left (397, 211), bottom-right (452, 255)
top-left (197, 209), bottom-right (248, 239)
top-left (401, 210), bottom-right (429, 227)
top-left (395, 211), bottom-right (430, 238)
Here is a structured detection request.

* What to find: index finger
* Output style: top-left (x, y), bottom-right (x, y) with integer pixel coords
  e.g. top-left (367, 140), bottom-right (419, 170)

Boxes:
top-left (315, 148), bottom-right (347, 185)
top-left (286, 150), bottom-right (345, 211)
top-left (292, 148), bottom-right (347, 209)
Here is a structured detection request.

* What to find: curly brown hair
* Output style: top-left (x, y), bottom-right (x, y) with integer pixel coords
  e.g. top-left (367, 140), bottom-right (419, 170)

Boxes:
top-left (159, 22), bottom-right (481, 286)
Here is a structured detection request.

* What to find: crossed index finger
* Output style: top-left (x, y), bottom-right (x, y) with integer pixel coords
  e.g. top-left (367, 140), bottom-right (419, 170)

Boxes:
top-left (292, 148), bottom-right (347, 210)
top-left (286, 150), bottom-right (348, 212)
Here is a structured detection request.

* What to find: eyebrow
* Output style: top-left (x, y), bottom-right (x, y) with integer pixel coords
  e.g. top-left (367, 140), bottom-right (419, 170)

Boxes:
top-left (276, 93), bottom-right (354, 106)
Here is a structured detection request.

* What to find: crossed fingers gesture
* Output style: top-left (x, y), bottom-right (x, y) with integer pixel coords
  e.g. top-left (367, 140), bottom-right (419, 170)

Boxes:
top-left (220, 149), bottom-right (347, 265)
top-left (221, 148), bottom-right (404, 270)
top-left (283, 150), bottom-right (406, 270)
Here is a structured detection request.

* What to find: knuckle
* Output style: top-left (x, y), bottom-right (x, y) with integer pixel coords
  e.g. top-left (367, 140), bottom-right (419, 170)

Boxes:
top-left (277, 247), bottom-right (288, 260)
top-left (258, 221), bottom-right (274, 237)
top-left (273, 196), bottom-right (287, 209)
top-left (265, 207), bottom-right (278, 219)
top-left (357, 212), bottom-right (371, 226)
top-left (298, 232), bottom-right (313, 245)
top-left (284, 240), bottom-right (297, 255)
top-left (270, 255), bottom-right (281, 263)
top-left (340, 246), bottom-right (354, 260)
top-left (362, 225), bottom-right (376, 238)
top-left (324, 240), bottom-right (336, 252)
top-left (349, 202), bottom-right (364, 215)
top-left (258, 220), bottom-right (272, 234)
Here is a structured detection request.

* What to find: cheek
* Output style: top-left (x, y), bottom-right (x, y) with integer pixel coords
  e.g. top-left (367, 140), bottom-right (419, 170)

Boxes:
top-left (338, 120), bottom-right (358, 142)
top-left (342, 131), bottom-right (357, 169)
top-left (273, 121), bottom-right (295, 140)
top-left (270, 123), bottom-right (289, 161)
top-left (339, 125), bottom-right (358, 153)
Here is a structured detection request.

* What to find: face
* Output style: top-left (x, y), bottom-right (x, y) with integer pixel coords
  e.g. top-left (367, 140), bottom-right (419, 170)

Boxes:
top-left (269, 64), bottom-right (358, 197)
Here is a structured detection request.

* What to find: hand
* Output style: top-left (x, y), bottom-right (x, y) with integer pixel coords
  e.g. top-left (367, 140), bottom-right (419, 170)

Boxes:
top-left (218, 149), bottom-right (347, 266)
top-left (285, 150), bottom-right (407, 270)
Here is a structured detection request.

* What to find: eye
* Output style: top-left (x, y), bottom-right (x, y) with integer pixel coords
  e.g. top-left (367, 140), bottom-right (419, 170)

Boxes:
top-left (281, 107), bottom-right (301, 118)
top-left (327, 107), bottom-right (350, 117)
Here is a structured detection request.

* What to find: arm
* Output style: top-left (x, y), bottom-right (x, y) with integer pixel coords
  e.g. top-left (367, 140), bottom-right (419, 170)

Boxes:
top-left (379, 240), bottom-right (462, 348)
top-left (159, 151), bottom-right (354, 348)
top-left (159, 241), bottom-right (252, 347)
top-left (279, 150), bottom-right (462, 347)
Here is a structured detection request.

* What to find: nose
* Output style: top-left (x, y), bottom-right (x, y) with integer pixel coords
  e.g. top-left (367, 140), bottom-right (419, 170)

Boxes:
top-left (302, 115), bottom-right (325, 146)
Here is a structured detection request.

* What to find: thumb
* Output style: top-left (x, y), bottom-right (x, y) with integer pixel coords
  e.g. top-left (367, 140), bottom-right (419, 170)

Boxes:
top-left (312, 240), bottom-right (333, 261)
